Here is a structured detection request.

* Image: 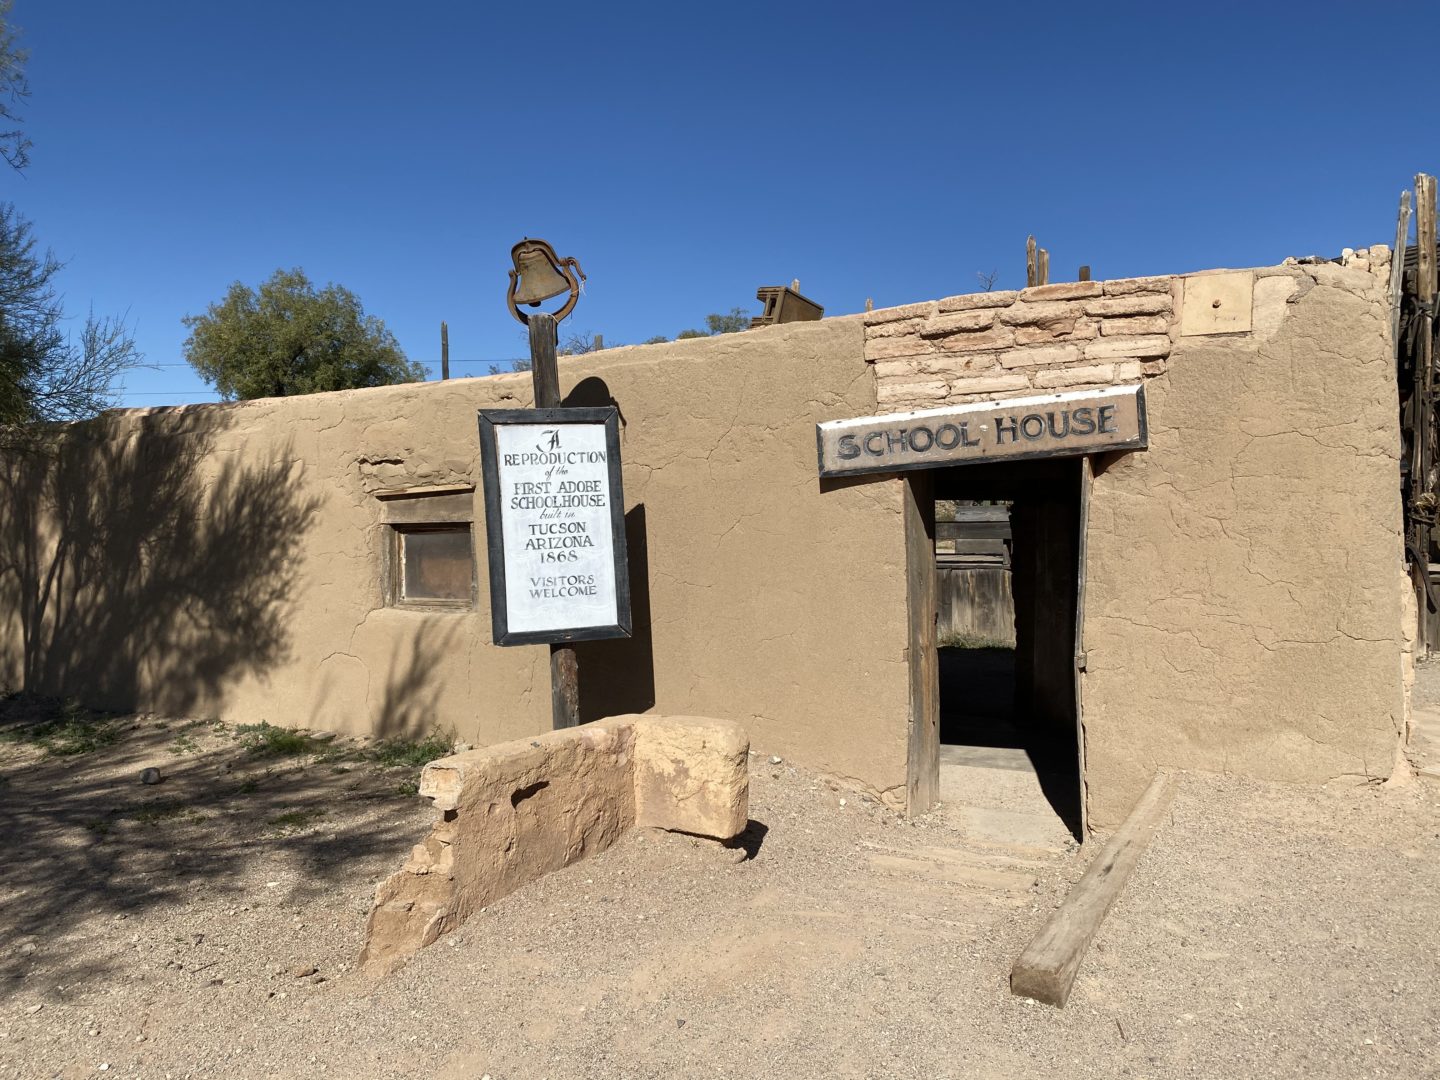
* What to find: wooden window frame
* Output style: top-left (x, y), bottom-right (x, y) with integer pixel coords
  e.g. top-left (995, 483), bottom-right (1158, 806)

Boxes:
top-left (376, 487), bottom-right (478, 613)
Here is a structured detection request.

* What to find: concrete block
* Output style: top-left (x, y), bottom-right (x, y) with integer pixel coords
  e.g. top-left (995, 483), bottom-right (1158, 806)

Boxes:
top-left (919, 310), bottom-right (997, 336)
top-left (1179, 271), bottom-right (1254, 336)
top-left (918, 351), bottom-right (999, 377)
top-left (1020, 281), bottom-right (1103, 302)
top-left (864, 301), bottom-right (936, 326)
top-left (1020, 319), bottom-right (1099, 344)
top-left (1100, 315), bottom-right (1168, 336)
top-left (1000, 300), bottom-right (1085, 327)
top-left (1083, 295), bottom-right (1172, 317)
top-left (1084, 335), bottom-right (1171, 360)
top-left (1102, 276), bottom-right (1172, 296)
top-left (947, 373), bottom-right (1032, 397)
top-left (1015, 324), bottom-right (1071, 345)
top-left (631, 715), bottom-right (749, 838)
top-left (865, 317), bottom-right (928, 339)
top-left (937, 290), bottom-right (1019, 312)
top-left (871, 359), bottom-right (926, 381)
top-left (1033, 364), bottom-right (1116, 388)
top-left (936, 326), bottom-right (1015, 353)
top-left (997, 344), bottom-right (1083, 369)
top-left (865, 335), bottom-right (936, 361)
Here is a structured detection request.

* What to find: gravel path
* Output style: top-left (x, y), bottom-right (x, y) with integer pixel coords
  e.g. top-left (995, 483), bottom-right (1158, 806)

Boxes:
top-left (2, 690), bottom-right (1438, 1079)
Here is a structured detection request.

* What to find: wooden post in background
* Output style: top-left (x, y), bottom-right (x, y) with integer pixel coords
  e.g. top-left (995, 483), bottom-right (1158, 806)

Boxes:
top-left (1390, 191), bottom-right (1411, 351)
top-left (1026, 236), bottom-right (1050, 287)
top-left (1415, 174), bottom-right (1437, 655)
top-left (528, 312), bottom-right (581, 728)
top-left (441, 321), bottom-right (450, 381)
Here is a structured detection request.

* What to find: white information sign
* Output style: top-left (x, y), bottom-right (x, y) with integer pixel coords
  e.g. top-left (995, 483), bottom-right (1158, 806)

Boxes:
top-left (479, 408), bottom-right (631, 645)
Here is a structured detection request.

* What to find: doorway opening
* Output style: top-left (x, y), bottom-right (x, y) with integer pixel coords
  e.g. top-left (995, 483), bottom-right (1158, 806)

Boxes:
top-left (932, 457), bottom-right (1085, 840)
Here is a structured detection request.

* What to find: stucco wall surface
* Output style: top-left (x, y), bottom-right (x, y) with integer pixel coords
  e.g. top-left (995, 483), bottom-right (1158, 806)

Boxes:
top-left (0, 258), bottom-right (1410, 824)
top-left (0, 317), bottom-right (914, 803)
top-left (1079, 264), bottom-right (1407, 826)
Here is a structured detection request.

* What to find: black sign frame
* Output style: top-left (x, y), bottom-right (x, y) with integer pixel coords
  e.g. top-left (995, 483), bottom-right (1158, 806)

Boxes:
top-left (478, 407), bottom-right (632, 646)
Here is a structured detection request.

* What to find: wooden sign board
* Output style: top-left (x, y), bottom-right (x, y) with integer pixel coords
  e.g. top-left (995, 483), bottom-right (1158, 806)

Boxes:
top-left (816, 384), bottom-right (1147, 478)
top-left (478, 407), bottom-right (632, 646)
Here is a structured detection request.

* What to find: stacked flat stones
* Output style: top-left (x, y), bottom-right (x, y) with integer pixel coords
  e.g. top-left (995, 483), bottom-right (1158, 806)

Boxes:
top-left (863, 276), bottom-right (1179, 411)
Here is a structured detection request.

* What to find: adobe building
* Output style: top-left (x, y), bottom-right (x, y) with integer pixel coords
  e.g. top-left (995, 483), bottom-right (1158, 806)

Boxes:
top-left (0, 252), bottom-right (1411, 831)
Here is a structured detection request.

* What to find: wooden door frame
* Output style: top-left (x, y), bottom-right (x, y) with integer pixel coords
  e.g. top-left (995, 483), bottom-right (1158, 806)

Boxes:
top-left (904, 471), bottom-right (939, 815)
top-left (904, 458), bottom-right (1093, 827)
top-left (1073, 456), bottom-right (1093, 837)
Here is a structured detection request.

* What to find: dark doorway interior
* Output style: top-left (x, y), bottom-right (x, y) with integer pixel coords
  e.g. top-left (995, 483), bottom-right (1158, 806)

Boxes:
top-left (934, 458), bottom-right (1084, 839)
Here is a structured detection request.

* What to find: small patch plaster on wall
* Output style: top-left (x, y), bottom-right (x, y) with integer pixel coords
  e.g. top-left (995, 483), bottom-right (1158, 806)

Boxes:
top-left (1079, 262), bottom-right (1406, 827)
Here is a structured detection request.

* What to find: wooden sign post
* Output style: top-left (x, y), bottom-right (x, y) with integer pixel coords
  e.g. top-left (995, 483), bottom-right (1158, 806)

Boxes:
top-left (491, 239), bottom-right (611, 728)
top-left (478, 315), bottom-right (631, 728)
top-left (537, 312), bottom-right (578, 727)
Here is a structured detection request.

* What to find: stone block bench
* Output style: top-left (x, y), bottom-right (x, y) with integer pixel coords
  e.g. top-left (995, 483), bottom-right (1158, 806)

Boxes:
top-left (359, 714), bottom-right (749, 975)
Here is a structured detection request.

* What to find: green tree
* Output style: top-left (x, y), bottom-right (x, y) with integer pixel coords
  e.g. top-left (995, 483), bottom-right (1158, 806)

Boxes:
top-left (677, 306), bottom-right (752, 339)
top-left (704, 307), bottom-right (750, 334)
top-left (0, 0), bottom-right (30, 172)
top-left (183, 269), bottom-right (425, 400)
top-left (0, 6), bottom-right (137, 429)
top-left (487, 357), bottom-right (533, 375)
top-left (0, 204), bottom-right (137, 427)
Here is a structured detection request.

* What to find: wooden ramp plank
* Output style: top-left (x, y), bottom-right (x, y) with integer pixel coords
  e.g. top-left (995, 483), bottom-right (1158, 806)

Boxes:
top-left (1009, 770), bottom-right (1177, 1007)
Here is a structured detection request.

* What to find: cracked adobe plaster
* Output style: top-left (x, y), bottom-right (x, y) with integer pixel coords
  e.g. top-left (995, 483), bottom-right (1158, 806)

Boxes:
top-left (1079, 263), bottom-right (1406, 827)
top-left (3, 262), bottom-right (1411, 825)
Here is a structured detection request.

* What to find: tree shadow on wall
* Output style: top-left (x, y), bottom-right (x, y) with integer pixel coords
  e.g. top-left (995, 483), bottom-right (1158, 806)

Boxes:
top-left (0, 412), bottom-right (319, 713)
top-left (369, 618), bottom-right (465, 740)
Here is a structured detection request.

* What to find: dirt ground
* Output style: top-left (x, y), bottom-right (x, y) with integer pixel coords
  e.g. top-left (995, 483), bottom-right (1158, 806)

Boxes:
top-left (2, 689), bottom-right (1438, 1080)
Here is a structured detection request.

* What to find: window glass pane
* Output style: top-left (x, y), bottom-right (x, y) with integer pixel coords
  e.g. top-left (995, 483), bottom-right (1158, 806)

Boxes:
top-left (401, 528), bottom-right (473, 602)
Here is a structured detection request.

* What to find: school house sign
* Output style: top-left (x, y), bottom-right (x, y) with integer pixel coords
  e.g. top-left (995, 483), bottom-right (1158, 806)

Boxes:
top-left (816, 384), bottom-right (1148, 478)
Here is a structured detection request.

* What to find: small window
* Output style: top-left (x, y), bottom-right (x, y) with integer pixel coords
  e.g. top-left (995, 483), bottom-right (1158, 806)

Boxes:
top-left (398, 526), bottom-right (474, 604)
top-left (375, 485), bottom-right (477, 611)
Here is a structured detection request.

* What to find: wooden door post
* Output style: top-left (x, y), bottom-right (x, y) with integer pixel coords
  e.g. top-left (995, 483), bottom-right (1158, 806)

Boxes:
top-left (1417, 174), bottom-right (1437, 655)
top-left (527, 312), bottom-right (581, 728)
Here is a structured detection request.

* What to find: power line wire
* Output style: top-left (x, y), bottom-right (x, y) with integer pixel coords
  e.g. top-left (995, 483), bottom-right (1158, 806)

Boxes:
top-left (143, 358), bottom-right (526, 368)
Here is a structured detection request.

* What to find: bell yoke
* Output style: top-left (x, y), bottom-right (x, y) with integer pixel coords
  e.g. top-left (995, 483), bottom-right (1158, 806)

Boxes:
top-left (506, 238), bottom-right (586, 325)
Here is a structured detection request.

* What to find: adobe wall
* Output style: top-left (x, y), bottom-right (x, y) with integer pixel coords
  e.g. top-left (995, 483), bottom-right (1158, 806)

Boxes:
top-left (862, 253), bottom-right (1408, 828)
top-left (0, 317), bottom-right (916, 806)
top-left (1084, 263), bottom-right (1406, 826)
top-left (0, 251), bottom-right (1410, 828)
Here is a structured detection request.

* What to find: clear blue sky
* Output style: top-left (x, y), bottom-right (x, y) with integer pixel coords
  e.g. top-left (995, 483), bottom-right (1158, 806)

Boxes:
top-left (8, 1), bottom-right (1430, 407)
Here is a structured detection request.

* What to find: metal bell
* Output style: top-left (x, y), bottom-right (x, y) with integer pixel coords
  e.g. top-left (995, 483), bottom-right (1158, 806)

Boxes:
top-left (506, 238), bottom-right (586, 324)
top-left (511, 240), bottom-right (570, 305)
